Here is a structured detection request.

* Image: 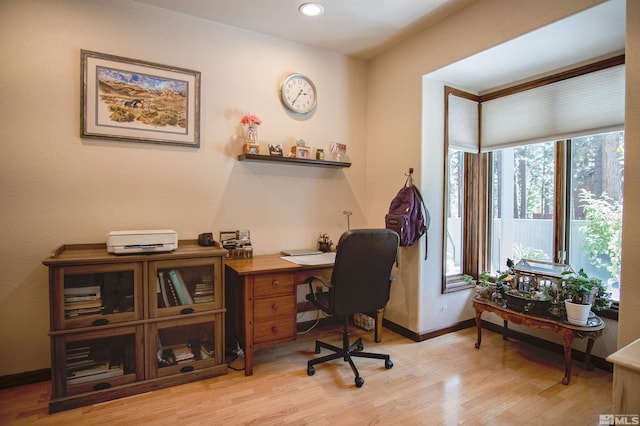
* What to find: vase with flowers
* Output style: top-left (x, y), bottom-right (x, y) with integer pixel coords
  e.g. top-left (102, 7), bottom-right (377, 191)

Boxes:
top-left (241, 114), bottom-right (261, 154)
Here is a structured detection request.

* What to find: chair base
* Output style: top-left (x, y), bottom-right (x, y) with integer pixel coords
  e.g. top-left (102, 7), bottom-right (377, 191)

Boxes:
top-left (306, 321), bottom-right (393, 387)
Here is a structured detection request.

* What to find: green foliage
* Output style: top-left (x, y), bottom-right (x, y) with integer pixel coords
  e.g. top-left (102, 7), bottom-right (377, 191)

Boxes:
top-left (561, 269), bottom-right (611, 309)
top-left (579, 190), bottom-right (622, 281)
top-left (511, 243), bottom-right (549, 262)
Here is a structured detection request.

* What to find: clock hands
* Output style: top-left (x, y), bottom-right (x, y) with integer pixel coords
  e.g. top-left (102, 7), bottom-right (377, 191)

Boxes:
top-left (291, 89), bottom-right (309, 107)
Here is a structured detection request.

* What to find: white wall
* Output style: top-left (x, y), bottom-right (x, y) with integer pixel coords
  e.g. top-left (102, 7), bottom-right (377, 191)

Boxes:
top-left (0, 0), bottom-right (368, 376)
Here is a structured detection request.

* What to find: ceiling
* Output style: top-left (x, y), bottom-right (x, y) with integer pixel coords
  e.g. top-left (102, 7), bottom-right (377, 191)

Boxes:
top-left (132, 0), bottom-right (478, 59)
top-left (133, 0), bottom-right (626, 92)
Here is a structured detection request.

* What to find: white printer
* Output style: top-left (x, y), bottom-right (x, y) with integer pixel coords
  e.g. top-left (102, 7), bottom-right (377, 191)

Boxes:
top-left (107, 229), bottom-right (178, 254)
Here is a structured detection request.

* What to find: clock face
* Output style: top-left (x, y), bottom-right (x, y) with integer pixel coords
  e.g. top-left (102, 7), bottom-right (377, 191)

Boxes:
top-left (280, 74), bottom-right (317, 114)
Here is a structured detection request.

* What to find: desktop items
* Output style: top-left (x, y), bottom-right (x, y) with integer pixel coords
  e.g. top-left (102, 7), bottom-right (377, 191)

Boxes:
top-left (197, 232), bottom-right (215, 246)
top-left (317, 233), bottom-right (333, 252)
top-left (220, 230), bottom-right (253, 258)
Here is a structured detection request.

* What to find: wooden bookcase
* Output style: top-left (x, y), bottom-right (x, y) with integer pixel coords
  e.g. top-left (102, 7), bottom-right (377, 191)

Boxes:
top-left (43, 240), bottom-right (227, 413)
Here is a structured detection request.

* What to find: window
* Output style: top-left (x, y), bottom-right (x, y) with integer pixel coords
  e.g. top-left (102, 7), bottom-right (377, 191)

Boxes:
top-left (443, 88), bottom-right (481, 293)
top-left (446, 149), bottom-right (464, 276)
top-left (443, 56), bottom-right (624, 300)
top-left (568, 132), bottom-right (624, 301)
top-left (488, 131), bottom-right (623, 301)
top-left (489, 141), bottom-right (556, 272)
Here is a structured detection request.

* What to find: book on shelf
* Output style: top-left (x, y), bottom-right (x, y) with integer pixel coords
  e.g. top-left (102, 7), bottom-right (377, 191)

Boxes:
top-left (65, 307), bottom-right (103, 317)
top-left (157, 273), bottom-right (170, 308)
top-left (66, 365), bottom-right (124, 385)
top-left (193, 280), bottom-right (214, 303)
top-left (64, 300), bottom-right (102, 310)
top-left (64, 285), bottom-right (101, 297)
top-left (172, 345), bottom-right (194, 362)
top-left (64, 285), bottom-right (103, 317)
top-left (167, 270), bottom-right (194, 305)
top-left (161, 272), bottom-right (179, 306)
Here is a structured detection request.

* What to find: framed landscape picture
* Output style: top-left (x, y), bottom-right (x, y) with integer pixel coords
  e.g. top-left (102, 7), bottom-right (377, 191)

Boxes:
top-left (81, 50), bottom-right (201, 147)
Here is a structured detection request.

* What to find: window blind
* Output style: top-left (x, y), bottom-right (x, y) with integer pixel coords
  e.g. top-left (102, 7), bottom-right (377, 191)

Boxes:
top-left (481, 65), bottom-right (624, 151)
top-left (447, 93), bottom-right (479, 153)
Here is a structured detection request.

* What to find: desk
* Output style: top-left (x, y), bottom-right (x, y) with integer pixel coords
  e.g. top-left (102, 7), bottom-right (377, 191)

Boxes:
top-left (225, 254), bottom-right (383, 375)
top-left (473, 296), bottom-right (605, 385)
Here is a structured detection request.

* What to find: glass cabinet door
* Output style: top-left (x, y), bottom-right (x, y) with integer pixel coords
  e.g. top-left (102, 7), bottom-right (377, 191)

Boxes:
top-left (52, 325), bottom-right (143, 398)
top-left (148, 316), bottom-right (224, 378)
top-left (53, 262), bottom-right (143, 330)
top-left (149, 257), bottom-right (223, 318)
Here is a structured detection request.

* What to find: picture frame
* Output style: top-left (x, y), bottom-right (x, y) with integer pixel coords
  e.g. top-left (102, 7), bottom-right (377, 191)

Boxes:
top-left (81, 50), bottom-right (201, 147)
top-left (243, 142), bottom-right (260, 154)
top-left (268, 144), bottom-right (283, 156)
top-left (291, 145), bottom-right (311, 159)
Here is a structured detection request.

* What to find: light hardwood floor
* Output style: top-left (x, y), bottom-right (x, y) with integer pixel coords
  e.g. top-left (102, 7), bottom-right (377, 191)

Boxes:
top-left (0, 324), bottom-right (612, 425)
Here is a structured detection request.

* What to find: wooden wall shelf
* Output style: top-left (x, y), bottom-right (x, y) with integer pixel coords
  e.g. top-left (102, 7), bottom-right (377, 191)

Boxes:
top-left (237, 154), bottom-right (351, 168)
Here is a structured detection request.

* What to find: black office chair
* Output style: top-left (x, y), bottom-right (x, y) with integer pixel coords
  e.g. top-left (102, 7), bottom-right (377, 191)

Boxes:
top-left (304, 229), bottom-right (399, 387)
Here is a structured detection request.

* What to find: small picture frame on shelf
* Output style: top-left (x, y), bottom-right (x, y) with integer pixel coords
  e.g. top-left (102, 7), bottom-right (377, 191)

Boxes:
top-left (330, 142), bottom-right (347, 162)
top-left (291, 145), bottom-right (311, 159)
top-left (268, 144), bottom-right (283, 156)
top-left (243, 142), bottom-right (260, 154)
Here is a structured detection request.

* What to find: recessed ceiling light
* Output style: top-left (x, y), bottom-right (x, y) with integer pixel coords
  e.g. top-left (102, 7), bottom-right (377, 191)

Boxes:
top-left (299, 2), bottom-right (324, 17)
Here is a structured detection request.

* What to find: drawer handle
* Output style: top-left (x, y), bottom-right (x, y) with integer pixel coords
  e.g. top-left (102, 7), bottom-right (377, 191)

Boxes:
top-left (271, 303), bottom-right (278, 311)
top-left (271, 326), bottom-right (278, 333)
top-left (92, 319), bottom-right (109, 326)
top-left (94, 382), bottom-right (111, 391)
top-left (272, 280), bottom-right (279, 288)
top-left (180, 365), bottom-right (195, 373)
top-left (180, 308), bottom-right (194, 315)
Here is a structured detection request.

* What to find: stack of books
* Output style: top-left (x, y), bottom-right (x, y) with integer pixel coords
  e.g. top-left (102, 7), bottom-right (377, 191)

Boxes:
top-left (64, 286), bottom-right (102, 318)
top-left (172, 346), bottom-right (195, 364)
top-left (66, 346), bottom-right (123, 385)
top-left (193, 275), bottom-right (214, 304)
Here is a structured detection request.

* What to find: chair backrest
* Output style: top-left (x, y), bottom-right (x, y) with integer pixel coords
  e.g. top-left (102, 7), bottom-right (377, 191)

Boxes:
top-left (329, 229), bottom-right (400, 316)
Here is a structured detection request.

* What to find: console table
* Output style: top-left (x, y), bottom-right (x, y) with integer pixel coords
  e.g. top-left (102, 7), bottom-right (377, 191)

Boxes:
top-left (472, 296), bottom-right (605, 385)
top-left (225, 254), bottom-right (384, 376)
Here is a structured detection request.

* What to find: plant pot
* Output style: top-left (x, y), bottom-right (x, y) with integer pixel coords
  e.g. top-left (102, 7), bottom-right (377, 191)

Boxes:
top-left (564, 299), bottom-right (592, 325)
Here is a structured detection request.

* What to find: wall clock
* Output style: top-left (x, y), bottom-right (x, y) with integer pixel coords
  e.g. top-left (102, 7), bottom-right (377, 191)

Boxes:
top-left (280, 73), bottom-right (317, 114)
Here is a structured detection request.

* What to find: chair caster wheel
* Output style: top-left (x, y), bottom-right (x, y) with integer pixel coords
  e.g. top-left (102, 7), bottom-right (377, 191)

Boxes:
top-left (385, 359), bottom-right (393, 369)
top-left (355, 376), bottom-right (364, 387)
top-left (355, 342), bottom-right (364, 351)
top-left (307, 366), bottom-right (315, 376)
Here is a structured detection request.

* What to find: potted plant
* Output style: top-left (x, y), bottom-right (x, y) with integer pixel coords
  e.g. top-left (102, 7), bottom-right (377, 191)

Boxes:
top-left (465, 271), bottom-right (493, 299)
top-left (561, 269), bottom-right (604, 325)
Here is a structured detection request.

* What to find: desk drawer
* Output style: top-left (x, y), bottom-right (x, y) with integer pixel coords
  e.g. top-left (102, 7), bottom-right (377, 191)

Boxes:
top-left (253, 273), bottom-right (295, 298)
top-left (254, 295), bottom-right (295, 320)
top-left (254, 312), bottom-right (296, 343)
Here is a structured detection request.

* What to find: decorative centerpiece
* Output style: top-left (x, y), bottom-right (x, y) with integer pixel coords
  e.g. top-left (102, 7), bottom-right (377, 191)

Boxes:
top-left (241, 114), bottom-right (261, 154)
top-left (505, 258), bottom-right (569, 315)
